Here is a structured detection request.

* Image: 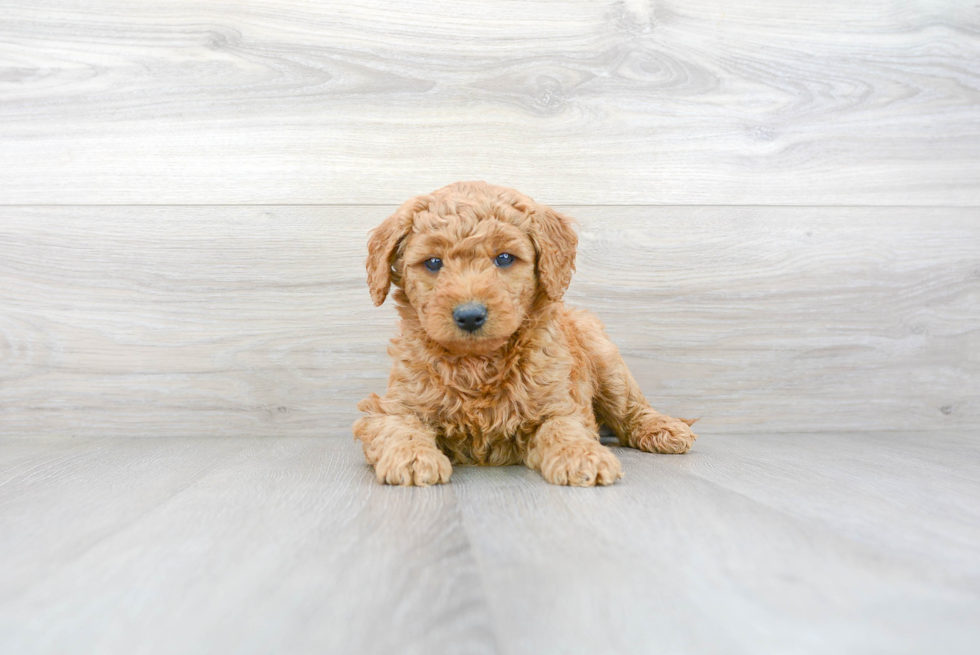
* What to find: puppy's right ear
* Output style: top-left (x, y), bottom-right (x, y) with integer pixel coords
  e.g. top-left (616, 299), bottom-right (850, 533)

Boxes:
top-left (366, 196), bottom-right (428, 306)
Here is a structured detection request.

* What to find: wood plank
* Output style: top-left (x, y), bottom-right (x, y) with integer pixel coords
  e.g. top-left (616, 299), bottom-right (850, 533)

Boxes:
top-left (1, 1), bottom-right (979, 204)
top-left (451, 432), bottom-right (980, 654)
top-left (0, 436), bottom-right (245, 602)
top-left (672, 431), bottom-right (980, 582)
top-left (0, 436), bottom-right (497, 655)
top-left (3, 433), bottom-right (978, 654)
top-left (1, 205), bottom-right (977, 437)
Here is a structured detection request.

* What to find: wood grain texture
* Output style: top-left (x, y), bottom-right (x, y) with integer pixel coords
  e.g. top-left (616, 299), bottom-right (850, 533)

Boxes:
top-left (451, 431), bottom-right (980, 655)
top-left (676, 430), bottom-right (980, 582)
top-left (0, 436), bottom-right (497, 655)
top-left (1, 432), bottom-right (978, 654)
top-left (1, 0), bottom-right (979, 204)
top-left (1, 205), bottom-right (977, 437)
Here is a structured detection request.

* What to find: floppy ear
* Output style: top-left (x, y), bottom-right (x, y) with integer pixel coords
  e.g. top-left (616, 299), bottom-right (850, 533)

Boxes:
top-left (366, 196), bottom-right (427, 306)
top-left (529, 204), bottom-right (578, 301)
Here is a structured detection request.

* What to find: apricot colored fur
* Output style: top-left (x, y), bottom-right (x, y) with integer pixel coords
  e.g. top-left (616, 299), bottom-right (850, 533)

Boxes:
top-left (353, 181), bottom-right (697, 486)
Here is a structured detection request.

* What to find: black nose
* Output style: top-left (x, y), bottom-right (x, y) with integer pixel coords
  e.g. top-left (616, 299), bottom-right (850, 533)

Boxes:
top-left (453, 303), bottom-right (487, 333)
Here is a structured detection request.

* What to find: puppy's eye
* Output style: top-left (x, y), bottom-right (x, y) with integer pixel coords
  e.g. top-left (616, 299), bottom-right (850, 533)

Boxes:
top-left (494, 253), bottom-right (515, 268)
top-left (423, 257), bottom-right (443, 272)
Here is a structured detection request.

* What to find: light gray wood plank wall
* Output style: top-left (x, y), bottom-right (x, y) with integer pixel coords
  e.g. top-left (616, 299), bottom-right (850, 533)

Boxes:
top-left (1, 0), bottom-right (979, 204)
top-left (1, 206), bottom-right (977, 437)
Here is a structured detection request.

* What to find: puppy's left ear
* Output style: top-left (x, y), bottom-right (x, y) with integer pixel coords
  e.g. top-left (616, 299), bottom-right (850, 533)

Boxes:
top-left (366, 196), bottom-right (428, 306)
top-left (529, 204), bottom-right (578, 301)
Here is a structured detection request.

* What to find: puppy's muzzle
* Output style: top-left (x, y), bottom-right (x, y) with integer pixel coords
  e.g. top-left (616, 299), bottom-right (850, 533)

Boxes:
top-left (453, 303), bottom-right (488, 333)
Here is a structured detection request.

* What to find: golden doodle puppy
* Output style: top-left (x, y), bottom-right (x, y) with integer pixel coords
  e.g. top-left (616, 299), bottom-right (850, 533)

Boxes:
top-left (354, 181), bottom-right (697, 486)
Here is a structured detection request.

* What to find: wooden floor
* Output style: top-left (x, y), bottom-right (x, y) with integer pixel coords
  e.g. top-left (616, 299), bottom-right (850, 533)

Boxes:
top-left (1, 431), bottom-right (978, 654)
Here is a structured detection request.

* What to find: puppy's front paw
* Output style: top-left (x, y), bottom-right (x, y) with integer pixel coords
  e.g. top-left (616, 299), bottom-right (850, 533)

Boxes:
top-left (375, 442), bottom-right (453, 486)
top-left (539, 440), bottom-right (623, 487)
top-left (631, 410), bottom-right (697, 454)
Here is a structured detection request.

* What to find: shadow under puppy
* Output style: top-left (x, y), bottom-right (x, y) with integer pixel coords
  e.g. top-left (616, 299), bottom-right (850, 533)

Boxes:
top-left (354, 181), bottom-right (697, 486)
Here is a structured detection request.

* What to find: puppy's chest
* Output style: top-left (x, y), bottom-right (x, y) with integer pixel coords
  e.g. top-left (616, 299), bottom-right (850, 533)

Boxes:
top-left (437, 398), bottom-right (532, 466)
top-left (432, 374), bottom-right (538, 434)
top-left (421, 367), bottom-right (548, 465)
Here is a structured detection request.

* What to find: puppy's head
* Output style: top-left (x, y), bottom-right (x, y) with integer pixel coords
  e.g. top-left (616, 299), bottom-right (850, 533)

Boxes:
top-left (366, 181), bottom-right (577, 354)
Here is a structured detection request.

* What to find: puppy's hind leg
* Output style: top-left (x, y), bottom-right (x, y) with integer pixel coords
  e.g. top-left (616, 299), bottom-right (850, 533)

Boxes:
top-left (578, 318), bottom-right (697, 454)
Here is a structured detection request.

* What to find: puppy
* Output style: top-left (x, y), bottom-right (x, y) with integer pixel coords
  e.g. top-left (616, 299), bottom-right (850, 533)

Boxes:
top-left (354, 181), bottom-right (696, 486)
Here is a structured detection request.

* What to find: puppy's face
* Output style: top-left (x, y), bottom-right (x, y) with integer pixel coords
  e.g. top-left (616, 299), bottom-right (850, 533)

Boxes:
top-left (366, 182), bottom-right (577, 355)
top-left (400, 216), bottom-right (537, 353)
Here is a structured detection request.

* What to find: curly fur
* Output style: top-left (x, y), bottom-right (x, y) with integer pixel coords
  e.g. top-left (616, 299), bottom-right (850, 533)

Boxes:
top-left (354, 181), bottom-right (697, 486)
